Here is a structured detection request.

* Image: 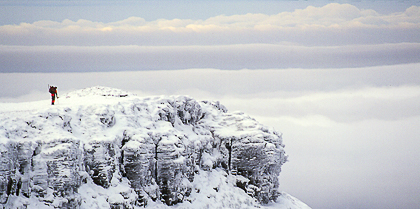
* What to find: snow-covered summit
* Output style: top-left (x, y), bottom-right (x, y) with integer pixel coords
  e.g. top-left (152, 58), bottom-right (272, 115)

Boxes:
top-left (0, 87), bottom-right (310, 209)
top-left (64, 86), bottom-right (134, 98)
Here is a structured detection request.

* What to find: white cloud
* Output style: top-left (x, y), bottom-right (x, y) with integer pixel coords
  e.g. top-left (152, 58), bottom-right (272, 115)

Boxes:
top-left (221, 85), bottom-right (420, 125)
top-left (275, 115), bottom-right (420, 209)
top-left (22, 4), bottom-right (420, 29)
top-left (1, 43), bottom-right (419, 72)
top-left (0, 3), bottom-right (419, 46)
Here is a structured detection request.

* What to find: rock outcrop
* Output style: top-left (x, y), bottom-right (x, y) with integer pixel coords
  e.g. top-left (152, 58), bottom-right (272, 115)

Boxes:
top-left (0, 86), bottom-right (289, 209)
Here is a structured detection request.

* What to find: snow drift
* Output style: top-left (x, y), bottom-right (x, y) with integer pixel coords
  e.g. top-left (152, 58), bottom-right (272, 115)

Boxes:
top-left (0, 86), bottom-right (310, 209)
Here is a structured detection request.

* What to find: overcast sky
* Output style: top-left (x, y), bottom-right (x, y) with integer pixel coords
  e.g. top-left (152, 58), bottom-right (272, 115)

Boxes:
top-left (1, 1), bottom-right (420, 209)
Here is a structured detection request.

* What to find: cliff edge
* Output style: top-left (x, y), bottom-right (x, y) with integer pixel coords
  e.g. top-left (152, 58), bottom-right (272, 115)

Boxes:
top-left (0, 86), bottom-right (310, 209)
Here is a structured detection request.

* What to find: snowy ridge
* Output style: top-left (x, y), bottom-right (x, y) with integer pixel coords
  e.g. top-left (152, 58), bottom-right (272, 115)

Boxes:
top-left (64, 86), bottom-right (134, 98)
top-left (0, 86), bottom-right (310, 209)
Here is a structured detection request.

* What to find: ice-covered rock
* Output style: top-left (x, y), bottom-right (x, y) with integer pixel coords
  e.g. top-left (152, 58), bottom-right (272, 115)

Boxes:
top-left (0, 86), bottom-right (308, 209)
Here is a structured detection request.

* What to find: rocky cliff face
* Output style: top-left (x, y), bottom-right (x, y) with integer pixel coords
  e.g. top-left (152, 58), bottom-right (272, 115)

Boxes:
top-left (0, 86), bottom-right (293, 209)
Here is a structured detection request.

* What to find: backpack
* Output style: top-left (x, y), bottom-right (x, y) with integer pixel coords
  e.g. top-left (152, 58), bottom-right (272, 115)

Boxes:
top-left (49, 86), bottom-right (56, 94)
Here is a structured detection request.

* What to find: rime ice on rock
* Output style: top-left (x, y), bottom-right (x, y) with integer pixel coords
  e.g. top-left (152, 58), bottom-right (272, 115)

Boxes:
top-left (0, 86), bottom-right (296, 209)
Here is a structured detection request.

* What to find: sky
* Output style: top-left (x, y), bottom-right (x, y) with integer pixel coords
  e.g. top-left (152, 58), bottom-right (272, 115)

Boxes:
top-left (1, 0), bottom-right (420, 209)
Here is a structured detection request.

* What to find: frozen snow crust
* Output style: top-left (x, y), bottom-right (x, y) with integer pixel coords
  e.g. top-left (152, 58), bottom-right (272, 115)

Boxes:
top-left (0, 86), bottom-right (309, 209)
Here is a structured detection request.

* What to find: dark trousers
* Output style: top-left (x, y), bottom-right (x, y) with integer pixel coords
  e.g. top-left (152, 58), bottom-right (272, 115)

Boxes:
top-left (51, 94), bottom-right (55, 105)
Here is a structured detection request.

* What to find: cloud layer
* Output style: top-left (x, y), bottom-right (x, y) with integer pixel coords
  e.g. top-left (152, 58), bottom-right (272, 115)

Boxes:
top-left (1, 3), bottom-right (419, 46)
top-left (1, 3), bottom-right (419, 72)
top-left (1, 43), bottom-right (420, 72)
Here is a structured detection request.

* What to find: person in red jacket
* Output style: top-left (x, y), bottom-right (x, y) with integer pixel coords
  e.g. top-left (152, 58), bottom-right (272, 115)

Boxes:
top-left (49, 86), bottom-right (58, 105)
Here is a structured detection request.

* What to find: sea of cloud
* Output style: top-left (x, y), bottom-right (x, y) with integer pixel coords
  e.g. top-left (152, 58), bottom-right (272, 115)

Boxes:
top-left (2, 43), bottom-right (420, 73)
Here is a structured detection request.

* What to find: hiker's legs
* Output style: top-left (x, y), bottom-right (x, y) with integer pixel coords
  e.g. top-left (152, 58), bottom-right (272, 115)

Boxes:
top-left (51, 94), bottom-right (55, 105)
